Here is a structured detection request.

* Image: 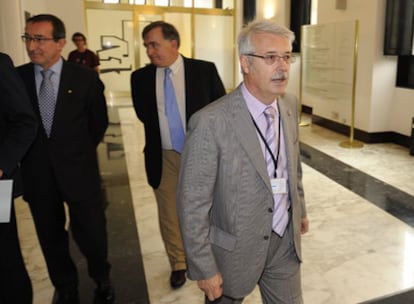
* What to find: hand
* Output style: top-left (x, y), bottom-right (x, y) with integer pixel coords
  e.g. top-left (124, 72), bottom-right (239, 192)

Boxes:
top-left (0, 169), bottom-right (3, 178)
top-left (197, 273), bottom-right (223, 301)
top-left (301, 217), bottom-right (309, 234)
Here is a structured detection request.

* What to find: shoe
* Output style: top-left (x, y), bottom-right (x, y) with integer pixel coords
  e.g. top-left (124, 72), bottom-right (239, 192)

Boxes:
top-left (170, 270), bottom-right (186, 289)
top-left (52, 287), bottom-right (80, 304)
top-left (94, 279), bottom-right (115, 304)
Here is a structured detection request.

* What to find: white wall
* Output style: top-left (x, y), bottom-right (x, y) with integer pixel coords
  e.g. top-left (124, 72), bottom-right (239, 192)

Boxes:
top-left (256, 0), bottom-right (290, 25)
top-left (5, 0), bottom-right (413, 137)
top-left (392, 89), bottom-right (414, 135)
top-left (45, 0), bottom-right (85, 59)
top-left (6, 0), bottom-right (85, 63)
top-left (0, 0), bottom-right (49, 65)
top-left (308, 0), bottom-right (414, 136)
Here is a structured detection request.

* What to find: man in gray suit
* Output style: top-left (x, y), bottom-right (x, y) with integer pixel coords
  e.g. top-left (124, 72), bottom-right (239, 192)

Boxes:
top-left (177, 20), bottom-right (309, 303)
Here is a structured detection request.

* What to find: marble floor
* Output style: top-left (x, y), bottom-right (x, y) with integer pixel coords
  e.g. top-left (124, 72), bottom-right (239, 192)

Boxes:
top-left (15, 98), bottom-right (414, 304)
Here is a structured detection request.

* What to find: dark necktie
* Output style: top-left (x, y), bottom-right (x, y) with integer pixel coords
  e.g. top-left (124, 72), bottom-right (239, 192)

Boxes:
top-left (38, 70), bottom-right (56, 137)
top-left (164, 67), bottom-right (185, 153)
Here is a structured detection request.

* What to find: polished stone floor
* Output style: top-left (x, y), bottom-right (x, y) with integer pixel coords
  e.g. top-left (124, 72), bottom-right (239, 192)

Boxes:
top-left (15, 98), bottom-right (414, 303)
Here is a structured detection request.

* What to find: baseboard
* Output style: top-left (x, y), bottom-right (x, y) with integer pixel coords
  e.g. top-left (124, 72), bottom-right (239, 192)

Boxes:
top-left (301, 107), bottom-right (411, 148)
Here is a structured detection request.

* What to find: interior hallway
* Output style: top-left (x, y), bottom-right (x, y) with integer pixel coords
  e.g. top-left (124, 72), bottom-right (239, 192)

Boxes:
top-left (15, 97), bottom-right (414, 303)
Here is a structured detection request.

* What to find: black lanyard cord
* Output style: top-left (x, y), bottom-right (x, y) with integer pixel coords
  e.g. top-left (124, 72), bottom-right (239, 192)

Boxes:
top-left (250, 110), bottom-right (281, 178)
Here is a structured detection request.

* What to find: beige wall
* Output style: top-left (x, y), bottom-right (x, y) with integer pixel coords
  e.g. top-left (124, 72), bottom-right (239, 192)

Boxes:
top-left (300, 0), bottom-right (414, 136)
top-left (0, 0), bottom-right (86, 64)
top-left (2, 0), bottom-right (413, 136)
top-left (46, 0), bottom-right (86, 59)
top-left (256, 0), bottom-right (414, 137)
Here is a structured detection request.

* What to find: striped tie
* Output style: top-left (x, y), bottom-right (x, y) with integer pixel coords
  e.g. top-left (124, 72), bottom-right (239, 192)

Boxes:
top-left (264, 106), bottom-right (289, 236)
top-left (264, 106), bottom-right (277, 177)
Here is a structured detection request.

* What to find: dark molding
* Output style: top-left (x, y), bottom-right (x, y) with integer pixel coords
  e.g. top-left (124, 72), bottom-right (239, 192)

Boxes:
top-left (290, 0), bottom-right (311, 53)
top-left (243, 0), bottom-right (256, 25)
top-left (301, 104), bottom-right (312, 115)
top-left (384, 0), bottom-right (414, 56)
top-left (309, 114), bottom-right (411, 148)
top-left (397, 55), bottom-right (414, 89)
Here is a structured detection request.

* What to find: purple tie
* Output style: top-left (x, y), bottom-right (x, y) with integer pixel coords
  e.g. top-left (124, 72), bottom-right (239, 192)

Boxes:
top-left (264, 106), bottom-right (289, 236)
top-left (264, 107), bottom-right (277, 177)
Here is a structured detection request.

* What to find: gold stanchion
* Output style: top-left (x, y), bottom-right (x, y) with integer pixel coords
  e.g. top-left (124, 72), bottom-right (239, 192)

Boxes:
top-left (340, 20), bottom-right (363, 148)
top-left (340, 140), bottom-right (363, 148)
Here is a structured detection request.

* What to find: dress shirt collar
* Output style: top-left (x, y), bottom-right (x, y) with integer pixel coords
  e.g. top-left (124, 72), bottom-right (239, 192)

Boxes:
top-left (241, 82), bottom-right (278, 121)
top-left (160, 54), bottom-right (183, 76)
top-left (34, 57), bottom-right (63, 94)
top-left (35, 57), bottom-right (63, 77)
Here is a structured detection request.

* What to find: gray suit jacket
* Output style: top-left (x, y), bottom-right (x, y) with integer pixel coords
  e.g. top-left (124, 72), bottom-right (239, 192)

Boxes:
top-left (177, 85), bottom-right (307, 298)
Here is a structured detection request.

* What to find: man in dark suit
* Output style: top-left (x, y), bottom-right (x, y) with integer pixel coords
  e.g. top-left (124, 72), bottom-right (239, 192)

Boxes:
top-left (130, 21), bottom-right (225, 289)
top-left (0, 52), bottom-right (37, 304)
top-left (18, 14), bottom-right (114, 304)
top-left (177, 20), bottom-right (309, 303)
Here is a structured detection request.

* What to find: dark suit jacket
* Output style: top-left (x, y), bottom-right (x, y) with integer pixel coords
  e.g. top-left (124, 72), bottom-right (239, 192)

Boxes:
top-left (17, 60), bottom-right (108, 202)
top-left (130, 56), bottom-right (226, 189)
top-left (0, 53), bottom-right (37, 195)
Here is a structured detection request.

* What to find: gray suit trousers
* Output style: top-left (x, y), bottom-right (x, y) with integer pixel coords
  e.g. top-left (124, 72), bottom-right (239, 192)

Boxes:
top-left (206, 220), bottom-right (303, 304)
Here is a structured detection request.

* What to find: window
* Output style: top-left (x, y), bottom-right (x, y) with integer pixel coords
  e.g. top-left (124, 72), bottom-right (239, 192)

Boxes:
top-left (384, 0), bottom-right (414, 89)
top-left (101, 0), bottom-right (233, 8)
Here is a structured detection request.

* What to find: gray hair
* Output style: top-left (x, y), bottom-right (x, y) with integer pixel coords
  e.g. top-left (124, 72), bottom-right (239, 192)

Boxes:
top-left (238, 19), bottom-right (295, 55)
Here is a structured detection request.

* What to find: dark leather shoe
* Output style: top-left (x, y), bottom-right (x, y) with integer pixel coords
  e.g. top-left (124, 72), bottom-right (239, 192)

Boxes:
top-left (170, 270), bottom-right (186, 289)
top-left (52, 287), bottom-right (80, 304)
top-left (94, 279), bottom-right (115, 304)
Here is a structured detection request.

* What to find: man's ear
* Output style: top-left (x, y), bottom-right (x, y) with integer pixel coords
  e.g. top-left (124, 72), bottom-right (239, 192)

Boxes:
top-left (240, 55), bottom-right (250, 74)
top-left (171, 39), bottom-right (179, 50)
top-left (57, 38), bottom-right (67, 51)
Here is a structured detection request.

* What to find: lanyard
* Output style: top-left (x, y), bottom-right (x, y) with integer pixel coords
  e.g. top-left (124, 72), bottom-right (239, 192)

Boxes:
top-left (250, 108), bottom-right (281, 178)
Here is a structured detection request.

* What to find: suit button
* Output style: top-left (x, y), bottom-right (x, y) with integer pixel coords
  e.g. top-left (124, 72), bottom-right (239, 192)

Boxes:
top-left (268, 208), bottom-right (273, 213)
top-left (264, 235), bottom-right (269, 240)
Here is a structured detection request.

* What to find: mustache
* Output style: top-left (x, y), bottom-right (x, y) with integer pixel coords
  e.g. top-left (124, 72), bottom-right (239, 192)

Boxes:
top-left (271, 71), bottom-right (288, 81)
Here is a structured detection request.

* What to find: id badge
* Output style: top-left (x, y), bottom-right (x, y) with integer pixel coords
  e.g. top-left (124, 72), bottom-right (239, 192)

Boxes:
top-left (271, 178), bottom-right (287, 194)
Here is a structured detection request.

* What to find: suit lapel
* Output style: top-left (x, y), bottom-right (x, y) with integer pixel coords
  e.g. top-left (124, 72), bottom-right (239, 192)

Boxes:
top-left (278, 94), bottom-right (297, 179)
top-left (51, 62), bottom-right (71, 137)
top-left (183, 57), bottom-right (197, 122)
top-left (20, 64), bottom-right (39, 115)
top-left (146, 65), bottom-right (159, 126)
top-left (229, 88), bottom-right (272, 192)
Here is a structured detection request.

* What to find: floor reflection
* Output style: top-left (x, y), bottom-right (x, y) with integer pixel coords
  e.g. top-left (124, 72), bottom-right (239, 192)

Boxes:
top-left (300, 142), bottom-right (414, 228)
top-left (16, 106), bottom-right (414, 304)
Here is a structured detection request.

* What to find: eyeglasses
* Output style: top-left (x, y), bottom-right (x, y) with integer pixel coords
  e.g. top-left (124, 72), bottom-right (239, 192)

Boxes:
top-left (245, 53), bottom-right (295, 65)
top-left (21, 35), bottom-right (56, 44)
